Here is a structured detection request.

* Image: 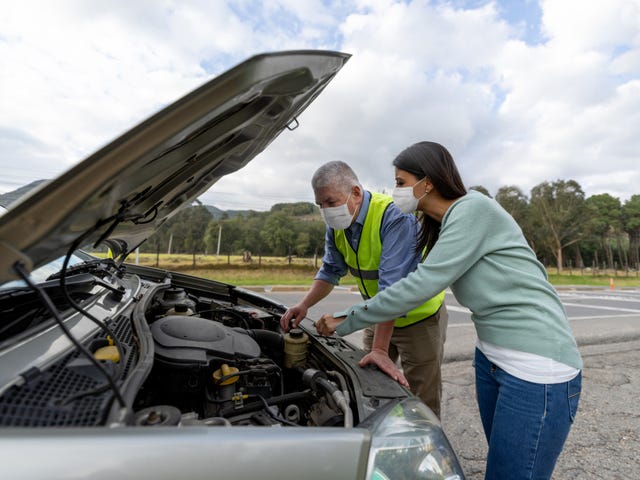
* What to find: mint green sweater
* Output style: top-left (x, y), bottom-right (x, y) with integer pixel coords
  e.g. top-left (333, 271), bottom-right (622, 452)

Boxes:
top-left (335, 190), bottom-right (583, 370)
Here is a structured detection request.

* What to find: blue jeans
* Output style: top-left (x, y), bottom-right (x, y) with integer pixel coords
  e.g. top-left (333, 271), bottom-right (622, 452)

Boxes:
top-left (474, 348), bottom-right (581, 480)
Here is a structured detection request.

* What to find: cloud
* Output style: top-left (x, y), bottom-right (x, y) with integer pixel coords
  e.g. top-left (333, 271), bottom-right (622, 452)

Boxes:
top-left (1, 0), bottom-right (639, 211)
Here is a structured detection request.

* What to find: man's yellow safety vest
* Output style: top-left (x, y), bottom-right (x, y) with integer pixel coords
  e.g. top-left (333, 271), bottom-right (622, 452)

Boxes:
top-left (334, 192), bottom-right (444, 327)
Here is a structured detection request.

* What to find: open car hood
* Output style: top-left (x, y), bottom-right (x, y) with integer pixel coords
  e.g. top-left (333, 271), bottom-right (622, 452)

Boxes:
top-left (0, 50), bottom-right (349, 282)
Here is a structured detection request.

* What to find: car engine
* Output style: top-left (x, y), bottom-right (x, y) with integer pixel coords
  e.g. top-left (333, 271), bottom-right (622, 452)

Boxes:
top-left (135, 284), bottom-right (352, 428)
top-left (0, 266), bottom-right (363, 430)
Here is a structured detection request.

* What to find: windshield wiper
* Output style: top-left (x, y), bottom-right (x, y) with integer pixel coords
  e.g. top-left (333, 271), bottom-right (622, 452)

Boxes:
top-left (46, 258), bottom-right (120, 281)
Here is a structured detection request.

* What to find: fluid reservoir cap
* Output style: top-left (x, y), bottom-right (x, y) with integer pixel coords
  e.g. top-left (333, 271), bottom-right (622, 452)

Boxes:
top-left (290, 328), bottom-right (304, 339)
top-left (93, 345), bottom-right (120, 363)
top-left (213, 364), bottom-right (240, 385)
top-left (134, 405), bottom-right (182, 426)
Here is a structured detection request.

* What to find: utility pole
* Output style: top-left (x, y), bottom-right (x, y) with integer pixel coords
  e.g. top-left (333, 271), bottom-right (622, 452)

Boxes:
top-left (216, 224), bottom-right (222, 256)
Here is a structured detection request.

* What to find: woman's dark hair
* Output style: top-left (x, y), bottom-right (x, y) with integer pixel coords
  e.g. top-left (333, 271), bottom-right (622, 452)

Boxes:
top-left (392, 141), bottom-right (467, 256)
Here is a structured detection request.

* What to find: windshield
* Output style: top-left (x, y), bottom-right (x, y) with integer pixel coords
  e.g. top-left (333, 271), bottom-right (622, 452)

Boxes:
top-left (0, 251), bottom-right (95, 291)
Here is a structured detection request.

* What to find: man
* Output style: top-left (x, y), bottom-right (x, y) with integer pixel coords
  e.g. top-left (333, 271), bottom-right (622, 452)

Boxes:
top-left (279, 161), bottom-right (448, 417)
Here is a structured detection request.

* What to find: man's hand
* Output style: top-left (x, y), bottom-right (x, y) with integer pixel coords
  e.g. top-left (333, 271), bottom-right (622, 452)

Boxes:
top-left (280, 303), bottom-right (308, 332)
top-left (359, 349), bottom-right (409, 387)
top-left (316, 314), bottom-right (345, 336)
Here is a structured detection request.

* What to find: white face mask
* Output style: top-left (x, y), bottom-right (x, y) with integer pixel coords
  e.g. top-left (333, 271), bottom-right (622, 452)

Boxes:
top-left (392, 178), bottom-right (427, 214)
top-left (320, 192), bottom-right (354, 230)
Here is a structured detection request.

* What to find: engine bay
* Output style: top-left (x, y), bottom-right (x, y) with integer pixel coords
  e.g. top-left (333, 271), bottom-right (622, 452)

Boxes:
top-left (135, 284), bottom-right (354, 428)
top-left (0, 264), bottom-right (370, 429)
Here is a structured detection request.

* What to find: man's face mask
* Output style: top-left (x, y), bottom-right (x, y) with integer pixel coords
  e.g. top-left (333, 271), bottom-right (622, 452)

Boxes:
top-left (320, 191), bottom-right (354, 230)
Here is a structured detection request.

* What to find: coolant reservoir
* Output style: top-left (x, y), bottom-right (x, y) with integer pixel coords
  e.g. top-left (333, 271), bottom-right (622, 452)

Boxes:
top-left (165, 304), bottom-right (194, 316)
top-left (284, 328), bottom-right (309, 368)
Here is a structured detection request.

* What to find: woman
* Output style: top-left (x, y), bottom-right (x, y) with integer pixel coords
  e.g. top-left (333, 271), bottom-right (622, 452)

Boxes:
top-left (316, 141), bottom-right (582, 480)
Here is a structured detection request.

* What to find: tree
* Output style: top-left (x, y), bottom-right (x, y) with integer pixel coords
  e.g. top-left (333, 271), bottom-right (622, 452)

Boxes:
top-left (260, 212), bottom-right (296, 256)
top-left (495, 185), bottom-right (529, 230)
top-left (271, 202), bottom-right (317, 216)
top-left (184, 206), bottom-right (213, 249)
top-left (583, 194), bottom-right (622, 269)
top-left (469, 185), bottom-right (492, 197)
top-left (622, 195), bottom-right (640, 270)
top-left (304, 220), bottom-right (327, 256)
top-left (529, 180), bottom-right (585, 273)
top-left (206, 218), bottom-right (244, 255)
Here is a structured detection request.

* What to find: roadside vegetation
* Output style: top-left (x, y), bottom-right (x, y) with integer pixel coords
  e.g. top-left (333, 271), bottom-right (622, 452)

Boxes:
top-left (110, 178), bottom-right (640, 287)
top-left (124, 253), bottom-right (330, 286)
top-left (120, 253), bottom-right (640, 288)
top-left (136, 180), bottom-right (640, 279)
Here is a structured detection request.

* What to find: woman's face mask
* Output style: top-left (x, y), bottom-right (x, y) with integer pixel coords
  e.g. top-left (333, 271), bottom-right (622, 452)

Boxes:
top-left (320, 191), bottom-right (355, 230)
top-left (392, 177), bottom-right (427, 214)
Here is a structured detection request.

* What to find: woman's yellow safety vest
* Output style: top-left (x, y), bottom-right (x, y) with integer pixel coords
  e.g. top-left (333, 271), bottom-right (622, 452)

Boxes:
top-left (334, 192), bottom-right (444, 327)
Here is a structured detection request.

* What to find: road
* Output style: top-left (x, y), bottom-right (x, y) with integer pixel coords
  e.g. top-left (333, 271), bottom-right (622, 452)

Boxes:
top-left (263, 286), bottom-right (640, 479)
top-left (265, 286), bottom-right (640, 359)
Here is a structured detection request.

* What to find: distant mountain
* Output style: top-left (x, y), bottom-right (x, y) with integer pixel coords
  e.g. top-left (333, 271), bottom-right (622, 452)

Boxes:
top-left (0, 179), bottom-right (48, 208)
top-left (204, 205), bottom-right (255, 220)
top-left (203, 201), bottom-right (319, 221)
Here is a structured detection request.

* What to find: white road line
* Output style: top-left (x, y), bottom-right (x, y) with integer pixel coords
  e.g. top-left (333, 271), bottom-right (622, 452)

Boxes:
top-left (561, 302), bottom-right (640, 313)
top-left (445, 305), bottom-right (472, 314)
top-left (448, 312), bottom-right (640, 326)
top-left (559, 293), bottom-right (640, 303)
top-left (568, 313), bottom-right (640, 321)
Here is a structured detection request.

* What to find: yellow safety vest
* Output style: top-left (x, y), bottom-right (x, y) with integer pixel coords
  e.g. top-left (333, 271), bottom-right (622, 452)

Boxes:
top-left (334, 193), bottom-right (444, 327)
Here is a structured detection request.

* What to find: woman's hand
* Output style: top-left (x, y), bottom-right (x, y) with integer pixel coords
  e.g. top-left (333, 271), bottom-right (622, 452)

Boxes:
top-left (316, 314), bottom-right (345, 336)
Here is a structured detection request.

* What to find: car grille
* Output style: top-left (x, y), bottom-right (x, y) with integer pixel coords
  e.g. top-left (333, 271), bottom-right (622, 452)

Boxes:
top-left (0, 315), bottom-right (136, 427)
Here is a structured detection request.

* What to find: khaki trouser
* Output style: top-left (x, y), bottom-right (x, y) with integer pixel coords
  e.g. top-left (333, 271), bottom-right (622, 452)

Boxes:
top-left (363, 303), bottom-right (448, 418)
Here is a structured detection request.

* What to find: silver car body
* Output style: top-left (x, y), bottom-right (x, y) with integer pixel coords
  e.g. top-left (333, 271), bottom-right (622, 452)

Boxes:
top-left (0, 51), bottom-right (465, 479)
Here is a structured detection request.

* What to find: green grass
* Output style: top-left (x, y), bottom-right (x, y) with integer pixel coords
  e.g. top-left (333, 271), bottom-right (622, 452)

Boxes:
top-left (547, 272), bottom-right (640, 288)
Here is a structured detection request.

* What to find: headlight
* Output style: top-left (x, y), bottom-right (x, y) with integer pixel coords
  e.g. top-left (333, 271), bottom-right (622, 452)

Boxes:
top-left (366, 398), bottom-right (465, 480)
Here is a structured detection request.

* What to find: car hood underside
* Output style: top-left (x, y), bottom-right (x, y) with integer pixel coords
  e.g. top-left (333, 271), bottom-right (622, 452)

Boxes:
top-left (0, 51), bottom-right (350, 283)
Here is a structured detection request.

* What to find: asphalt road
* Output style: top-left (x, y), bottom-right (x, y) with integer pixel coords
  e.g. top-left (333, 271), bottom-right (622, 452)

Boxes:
top-left (264, 286), bottom-right (640, 480)
top-left (266, 286), bottom-right (640, 360)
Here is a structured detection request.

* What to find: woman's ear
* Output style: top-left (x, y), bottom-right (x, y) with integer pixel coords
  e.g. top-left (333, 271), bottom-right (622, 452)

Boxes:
top-left (423, 178), bottom-right (434, 194)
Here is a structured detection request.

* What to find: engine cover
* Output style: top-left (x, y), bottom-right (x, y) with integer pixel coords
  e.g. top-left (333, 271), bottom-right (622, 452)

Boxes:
top-left (151, 315), bottom-right (261, 365)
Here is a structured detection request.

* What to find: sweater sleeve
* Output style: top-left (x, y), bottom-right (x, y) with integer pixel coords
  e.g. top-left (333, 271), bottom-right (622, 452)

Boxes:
top-left (335, 194), bottom-right (490, 336)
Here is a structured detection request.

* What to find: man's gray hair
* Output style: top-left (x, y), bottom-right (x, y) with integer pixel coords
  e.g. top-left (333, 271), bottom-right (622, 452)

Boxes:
top-left (311, 161), bottom-right (360, 194)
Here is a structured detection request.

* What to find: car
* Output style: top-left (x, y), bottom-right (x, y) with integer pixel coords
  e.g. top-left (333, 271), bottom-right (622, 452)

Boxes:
top-left (0, 50), bottom-right (465, 480)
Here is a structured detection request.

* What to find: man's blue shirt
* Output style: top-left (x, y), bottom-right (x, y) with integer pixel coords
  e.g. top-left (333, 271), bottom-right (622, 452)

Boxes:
top-left (315, 191), bottom-right (422, 291)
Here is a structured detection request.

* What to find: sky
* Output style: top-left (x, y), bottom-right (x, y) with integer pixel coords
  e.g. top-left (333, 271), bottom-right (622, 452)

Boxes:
top-left (1, 0), bottom-right (639, 211)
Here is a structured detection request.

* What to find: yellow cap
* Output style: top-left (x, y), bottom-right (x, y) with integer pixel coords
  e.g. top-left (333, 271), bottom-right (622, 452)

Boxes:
top-left (93, 345), bottom-right (120, 363)
top-left (213, 364), bottom-right (240, 385)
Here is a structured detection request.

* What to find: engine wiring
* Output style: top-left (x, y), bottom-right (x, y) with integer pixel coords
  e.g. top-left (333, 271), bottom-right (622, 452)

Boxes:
top-left (9, 204), bottom-right (141, 414)
top-left (12, 261), bottom-right (127, 409)
top-left (45, 218), bottom-right (132, 408)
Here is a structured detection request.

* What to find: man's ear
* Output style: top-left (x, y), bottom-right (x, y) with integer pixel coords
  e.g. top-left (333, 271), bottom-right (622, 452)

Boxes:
top-left (352, 184), bottom-right (363, 199)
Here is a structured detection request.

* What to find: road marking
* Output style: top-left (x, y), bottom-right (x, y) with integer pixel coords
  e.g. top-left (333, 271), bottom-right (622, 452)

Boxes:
top-left (568, 313), bottom-right (640, 321)
top-left (445, 305), bottom-right (471, 314)
top-left (559, 293), bottom-right (640, 303)
top-left (562, 302), bottom-right (640, 313)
